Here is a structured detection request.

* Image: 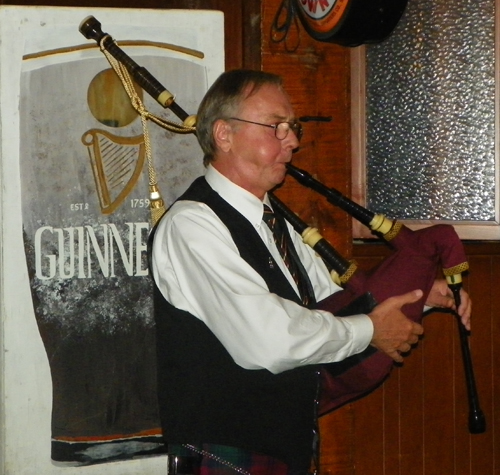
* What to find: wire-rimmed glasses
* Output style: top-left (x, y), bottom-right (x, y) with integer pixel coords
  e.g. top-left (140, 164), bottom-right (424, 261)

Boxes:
top-left (229, 117), bottom-right (303, 141)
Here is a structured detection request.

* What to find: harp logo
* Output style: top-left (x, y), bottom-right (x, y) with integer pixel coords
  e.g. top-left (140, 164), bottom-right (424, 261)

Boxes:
top-left (84, 69), bottom-right (146, 216)
top-left (298, 0), bottom-right (350, 32)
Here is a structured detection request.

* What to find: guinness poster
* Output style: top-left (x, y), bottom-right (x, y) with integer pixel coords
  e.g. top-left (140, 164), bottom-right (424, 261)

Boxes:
top-left (0, 6), bottom-right (223, 473)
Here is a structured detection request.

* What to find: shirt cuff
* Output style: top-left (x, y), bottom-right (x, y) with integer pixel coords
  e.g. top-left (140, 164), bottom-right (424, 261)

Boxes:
top-left (341, 313), bottom-right (374, 356)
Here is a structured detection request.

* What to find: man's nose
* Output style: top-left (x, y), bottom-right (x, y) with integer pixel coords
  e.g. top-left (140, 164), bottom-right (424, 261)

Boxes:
top-left (283, 130), bottom-right (300, 150)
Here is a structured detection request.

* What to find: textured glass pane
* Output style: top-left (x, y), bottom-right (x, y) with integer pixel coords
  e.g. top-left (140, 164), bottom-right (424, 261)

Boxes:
top-left (366, 0), bottom-right (496, 221)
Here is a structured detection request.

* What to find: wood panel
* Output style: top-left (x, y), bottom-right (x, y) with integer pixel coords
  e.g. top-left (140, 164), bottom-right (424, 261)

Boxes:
top-left (350, 242), bottom-right (500, 475)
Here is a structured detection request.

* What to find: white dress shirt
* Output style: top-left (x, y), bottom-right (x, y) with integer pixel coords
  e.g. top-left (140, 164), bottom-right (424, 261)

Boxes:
top-left (151, 165), bottom-right (373, 374)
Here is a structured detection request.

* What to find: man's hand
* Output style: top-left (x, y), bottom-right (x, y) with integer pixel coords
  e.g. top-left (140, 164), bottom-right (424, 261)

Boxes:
top-left (425, 279), bottom-right (472, 330)
top-left (368, 289), bottom-right (425, 363)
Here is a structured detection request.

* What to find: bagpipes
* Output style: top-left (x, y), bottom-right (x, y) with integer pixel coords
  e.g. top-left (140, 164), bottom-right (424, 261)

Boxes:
top-left (79, 16), bottom-right (485, 434)
top-left (270, 167), bottom-right (485, 433)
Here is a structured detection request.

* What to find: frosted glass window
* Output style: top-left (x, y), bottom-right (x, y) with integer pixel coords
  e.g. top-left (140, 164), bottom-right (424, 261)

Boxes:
top-left (365, 0), bottom-right (497, 224)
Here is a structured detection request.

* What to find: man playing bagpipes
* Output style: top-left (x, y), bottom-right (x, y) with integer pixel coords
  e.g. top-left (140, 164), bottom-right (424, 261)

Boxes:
top-left (149, 69), bottom-right (471, 475)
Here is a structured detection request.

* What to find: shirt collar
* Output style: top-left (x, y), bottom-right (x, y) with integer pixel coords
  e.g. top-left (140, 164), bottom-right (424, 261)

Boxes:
top-left (205, 165), bottom-right (270, 226)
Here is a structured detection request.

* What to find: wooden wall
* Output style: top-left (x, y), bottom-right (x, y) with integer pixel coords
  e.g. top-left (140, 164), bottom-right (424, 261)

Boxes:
top-left (348, 242), bottom-right (500, 475)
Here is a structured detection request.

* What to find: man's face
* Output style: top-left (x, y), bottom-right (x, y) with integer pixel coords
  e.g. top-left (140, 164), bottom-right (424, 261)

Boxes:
top-left (215, 83), bottom-right (300, 199)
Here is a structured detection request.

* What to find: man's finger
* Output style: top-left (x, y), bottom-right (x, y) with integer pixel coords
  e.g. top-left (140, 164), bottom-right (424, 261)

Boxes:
top-left (390, 289), bottom-right (424, 309)
top-left (411, 321), bottom-right (424, 336)
top-left (388, 349), bottom-right (404, 363)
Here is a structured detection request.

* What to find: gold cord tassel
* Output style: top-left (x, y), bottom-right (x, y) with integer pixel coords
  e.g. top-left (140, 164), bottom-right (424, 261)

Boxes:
top-left (100, 42), bottom-right (194, 225)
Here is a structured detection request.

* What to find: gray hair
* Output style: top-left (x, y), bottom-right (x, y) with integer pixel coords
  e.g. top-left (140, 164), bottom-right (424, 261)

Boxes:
top-left (196, 69), bottom-right (283, 166)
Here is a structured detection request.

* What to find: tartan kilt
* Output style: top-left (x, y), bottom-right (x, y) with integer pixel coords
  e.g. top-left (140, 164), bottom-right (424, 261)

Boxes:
top-left (167, 443), bottom-right (310, 475)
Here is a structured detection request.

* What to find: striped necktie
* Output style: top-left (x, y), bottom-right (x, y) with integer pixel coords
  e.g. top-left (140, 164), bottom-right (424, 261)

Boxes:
top-left (262, 204), bottom-right (312, 306)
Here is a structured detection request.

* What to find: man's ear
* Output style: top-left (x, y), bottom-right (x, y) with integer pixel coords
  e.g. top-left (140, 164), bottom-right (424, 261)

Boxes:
top-left (213, 119), bottom-right (232, 153)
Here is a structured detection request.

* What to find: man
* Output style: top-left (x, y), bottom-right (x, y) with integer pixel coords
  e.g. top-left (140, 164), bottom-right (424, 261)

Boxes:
top-left (150, 70), bottom-right (471, 475)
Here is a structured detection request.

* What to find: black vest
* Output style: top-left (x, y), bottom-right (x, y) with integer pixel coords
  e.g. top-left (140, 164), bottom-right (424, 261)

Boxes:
top-left (151, 177), bottom-right (319, 470)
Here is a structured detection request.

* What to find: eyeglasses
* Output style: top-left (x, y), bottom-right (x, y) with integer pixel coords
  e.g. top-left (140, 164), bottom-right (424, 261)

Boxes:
top-left (229, 117), bottom-right (303, 142)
